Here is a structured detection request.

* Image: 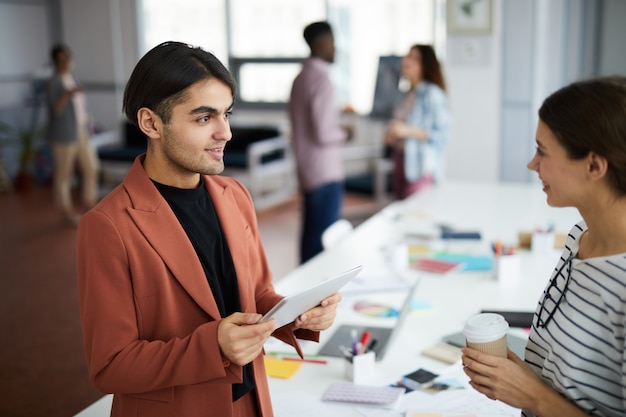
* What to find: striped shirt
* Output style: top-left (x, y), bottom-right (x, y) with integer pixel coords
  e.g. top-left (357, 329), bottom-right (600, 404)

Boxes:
top-left (524, 221), bottom-right (626, 417)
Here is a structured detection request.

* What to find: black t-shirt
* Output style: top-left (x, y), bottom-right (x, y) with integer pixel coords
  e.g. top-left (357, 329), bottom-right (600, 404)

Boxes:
top-left (153, 178), bottom-right (254, 401)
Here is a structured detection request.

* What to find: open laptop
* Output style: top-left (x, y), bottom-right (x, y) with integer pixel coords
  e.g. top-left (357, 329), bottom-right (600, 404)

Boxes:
top-left (317, 280), bottom-right (417, 361)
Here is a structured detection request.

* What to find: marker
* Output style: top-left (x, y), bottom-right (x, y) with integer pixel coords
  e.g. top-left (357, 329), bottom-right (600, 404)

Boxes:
top-left (493, 240), bottom-right (503, 256)
top-left (359, 331), bottom-right (372, 354)
top-left (366, 339), bottom-right (377, 353)
top-left (351, 329), bottom-right (358, 355)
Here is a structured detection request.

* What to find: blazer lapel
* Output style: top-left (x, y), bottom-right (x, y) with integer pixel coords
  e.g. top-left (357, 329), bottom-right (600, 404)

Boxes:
top-left (123, 157), bottom-right (221, 319)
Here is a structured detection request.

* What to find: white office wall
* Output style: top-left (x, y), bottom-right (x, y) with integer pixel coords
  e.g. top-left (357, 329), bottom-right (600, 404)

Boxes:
top-left (60, 0), bottom-right (139, 132)
top-left (0, 2), bottom-right (49, 108)
top-left (499, 0), bottom-right (539, 183)
top-left (0, 1), bottom-right (51, 178)
top-left (499, 0), bottom-right (604, 183)
top-left (599, 0), bottom-right (626, 75)
top-left (443, 0), bottom-right (502, 182)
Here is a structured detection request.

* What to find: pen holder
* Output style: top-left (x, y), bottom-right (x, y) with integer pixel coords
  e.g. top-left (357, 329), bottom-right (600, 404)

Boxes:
top-left (494, 254), bottom-right (521, 284)
top-left (531, 232), bottom-right (555, 255)
top-left (344, 351), bottom-right (376, 385)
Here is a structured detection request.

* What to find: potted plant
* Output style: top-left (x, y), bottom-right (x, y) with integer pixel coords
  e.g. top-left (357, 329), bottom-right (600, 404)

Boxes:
top-left (15, 128), bottom-right (37, 191)
top-left (0, 122), bottom-right (14, 192)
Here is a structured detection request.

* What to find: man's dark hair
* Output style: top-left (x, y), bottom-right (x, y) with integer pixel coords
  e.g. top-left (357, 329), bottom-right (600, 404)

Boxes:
top-left (50, 43), bottom-right (71, 64)
top-left (303, 21), bottom-right (332, 49)
top-left (123, 41), bottom-right (237, 126)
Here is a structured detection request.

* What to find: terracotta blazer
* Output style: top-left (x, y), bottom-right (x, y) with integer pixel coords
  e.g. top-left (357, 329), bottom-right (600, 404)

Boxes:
top-left (77, 155), bottom-right (317, 417)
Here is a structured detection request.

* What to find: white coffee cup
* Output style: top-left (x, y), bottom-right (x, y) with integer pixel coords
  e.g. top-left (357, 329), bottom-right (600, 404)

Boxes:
top-left (463, 313), bottom-right (509, 358)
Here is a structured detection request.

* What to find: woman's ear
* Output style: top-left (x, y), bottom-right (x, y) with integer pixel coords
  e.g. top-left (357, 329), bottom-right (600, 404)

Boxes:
top-left (136, 108), bottom-right (162, 140)
top-left (587, 151), bottom-right (608, 181)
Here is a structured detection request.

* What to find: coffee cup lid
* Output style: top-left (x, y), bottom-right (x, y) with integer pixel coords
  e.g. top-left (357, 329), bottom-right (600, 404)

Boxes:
top-left (463, 313), bottom-right (509, 343)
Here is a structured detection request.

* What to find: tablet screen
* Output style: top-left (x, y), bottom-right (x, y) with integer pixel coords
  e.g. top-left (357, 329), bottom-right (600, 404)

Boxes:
top-left (259, 265), bottom-right (363, 328)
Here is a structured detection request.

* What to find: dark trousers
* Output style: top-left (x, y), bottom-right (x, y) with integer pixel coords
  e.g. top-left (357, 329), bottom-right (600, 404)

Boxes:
top-left (300, 181), bottom-right (343, 264)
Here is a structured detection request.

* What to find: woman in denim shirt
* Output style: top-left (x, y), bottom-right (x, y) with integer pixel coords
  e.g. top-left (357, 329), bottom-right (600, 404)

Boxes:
top-left (384, 44), bottom-right (449, 200)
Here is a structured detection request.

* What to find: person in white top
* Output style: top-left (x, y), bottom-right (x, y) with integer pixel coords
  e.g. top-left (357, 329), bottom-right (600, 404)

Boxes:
top-left (45, 44), bottom-right (100, 225)
top-left (462, 76), bottom-right (626, 417)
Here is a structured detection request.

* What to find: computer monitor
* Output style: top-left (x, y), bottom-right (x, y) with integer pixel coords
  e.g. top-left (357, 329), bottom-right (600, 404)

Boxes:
top-left (369, 55), bottom-right (404, 120)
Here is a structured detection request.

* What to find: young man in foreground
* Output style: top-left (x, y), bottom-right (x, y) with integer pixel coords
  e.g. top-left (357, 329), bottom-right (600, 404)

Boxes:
top-left (77, 41), bottom-right (341, 417)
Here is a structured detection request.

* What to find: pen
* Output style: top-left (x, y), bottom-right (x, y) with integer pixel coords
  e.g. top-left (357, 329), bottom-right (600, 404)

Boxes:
top-left (351, 329), bottom-right (358, 355)
top-left (339, 345), bottom-right (354, 359)
top-left (493, 240), bottom-right (503, 256)
top-left (267, 351), bottom-right (321, 359)
top-left (359, 331), bottom-right (372, 354)
top-left (366, 338), bottom-right (377, 353)
top-left (282, 356), bottom-right (328, 365)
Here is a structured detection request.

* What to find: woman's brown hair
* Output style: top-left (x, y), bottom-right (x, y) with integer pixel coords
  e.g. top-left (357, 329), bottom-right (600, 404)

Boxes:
top-left (413, 44), bottom-right (446, 92)
top-left (539, 76), bottom-right (626, 194)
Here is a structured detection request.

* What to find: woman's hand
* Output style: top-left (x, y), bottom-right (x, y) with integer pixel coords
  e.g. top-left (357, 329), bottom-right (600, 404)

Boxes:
top-left (292, 292), bottom-right (341, 331)
top-left (462, 348), bottom-right (554, 411)
top-left (462, 347), bottom-right (592, 416)
top-left (388, 120), bottom-right (411, 139)
top-left (384, 120), bottom-right (428, 146)
top-left (384, 121), bottom-right (399, 146)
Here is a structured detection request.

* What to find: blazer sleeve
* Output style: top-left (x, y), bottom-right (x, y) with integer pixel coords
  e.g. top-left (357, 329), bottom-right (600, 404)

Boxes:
top-left (77, 209), bottom-right (241, 394)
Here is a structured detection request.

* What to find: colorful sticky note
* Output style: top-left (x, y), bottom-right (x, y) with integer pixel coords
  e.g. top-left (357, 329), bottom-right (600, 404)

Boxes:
top-left (433, 253), bottom-right (493, 271)
top-left (353, 301), bottom-right (399, 318)
top-left (410, 299), bottom-right (434, 315)
top-left (408, 244), bottom-right (432, 264)
top-left (264, 357), bottom-right (302, 379)
top-left (412, 258), bottom-right (461, 274)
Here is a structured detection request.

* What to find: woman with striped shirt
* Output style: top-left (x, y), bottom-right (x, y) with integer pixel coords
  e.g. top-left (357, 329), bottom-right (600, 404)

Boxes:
top-left (462, 76), bottom-right (626, 417)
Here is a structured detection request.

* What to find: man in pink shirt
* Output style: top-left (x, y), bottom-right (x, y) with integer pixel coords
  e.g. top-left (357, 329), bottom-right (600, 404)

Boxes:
top-left (289, 21), bottom-right (352, 264)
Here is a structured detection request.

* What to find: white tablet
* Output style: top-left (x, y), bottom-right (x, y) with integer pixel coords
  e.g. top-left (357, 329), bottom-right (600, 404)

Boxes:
top-left (259, 265), bottom-right (363, 328)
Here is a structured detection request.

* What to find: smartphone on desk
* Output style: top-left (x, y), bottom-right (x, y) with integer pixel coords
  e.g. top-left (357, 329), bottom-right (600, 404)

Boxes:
top-left (441, 329), bottom-right (529, 358)
top-left (480, 310), bottom-right (534, 328)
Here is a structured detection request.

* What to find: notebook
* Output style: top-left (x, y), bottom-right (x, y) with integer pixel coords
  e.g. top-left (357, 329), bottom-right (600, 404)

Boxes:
top-left (433, 254), bottom-right (493, 271)
top-left (411, 258), bottom-right (461, 274)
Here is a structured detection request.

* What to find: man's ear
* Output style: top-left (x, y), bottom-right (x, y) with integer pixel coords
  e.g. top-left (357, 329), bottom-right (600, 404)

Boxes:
top-left (587, 151), bottom-right (608, 181)
top-left (136, 108), bottom-right (163, 140)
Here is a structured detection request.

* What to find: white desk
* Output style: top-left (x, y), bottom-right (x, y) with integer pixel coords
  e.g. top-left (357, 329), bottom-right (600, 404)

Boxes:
top-left (75, 180), bottom-right (581, 416)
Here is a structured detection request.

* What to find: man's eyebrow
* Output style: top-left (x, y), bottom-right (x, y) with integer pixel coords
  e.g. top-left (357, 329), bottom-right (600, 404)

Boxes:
top-left (189, 106), bottom-right (218, 115)
top-left (189, 103), bottom-right (234, 115)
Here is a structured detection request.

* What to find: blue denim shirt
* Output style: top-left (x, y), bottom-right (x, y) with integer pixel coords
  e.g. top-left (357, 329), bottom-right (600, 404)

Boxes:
top-left (403, 81), bottom-right (449, 183)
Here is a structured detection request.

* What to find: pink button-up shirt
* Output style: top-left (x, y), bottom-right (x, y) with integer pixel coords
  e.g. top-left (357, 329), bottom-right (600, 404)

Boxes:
top-left (289, 57), bottom-right (348, 192)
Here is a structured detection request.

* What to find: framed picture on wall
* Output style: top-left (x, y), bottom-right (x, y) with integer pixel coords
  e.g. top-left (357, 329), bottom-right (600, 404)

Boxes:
top-left (447, 0), bottom-right (493, 34)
